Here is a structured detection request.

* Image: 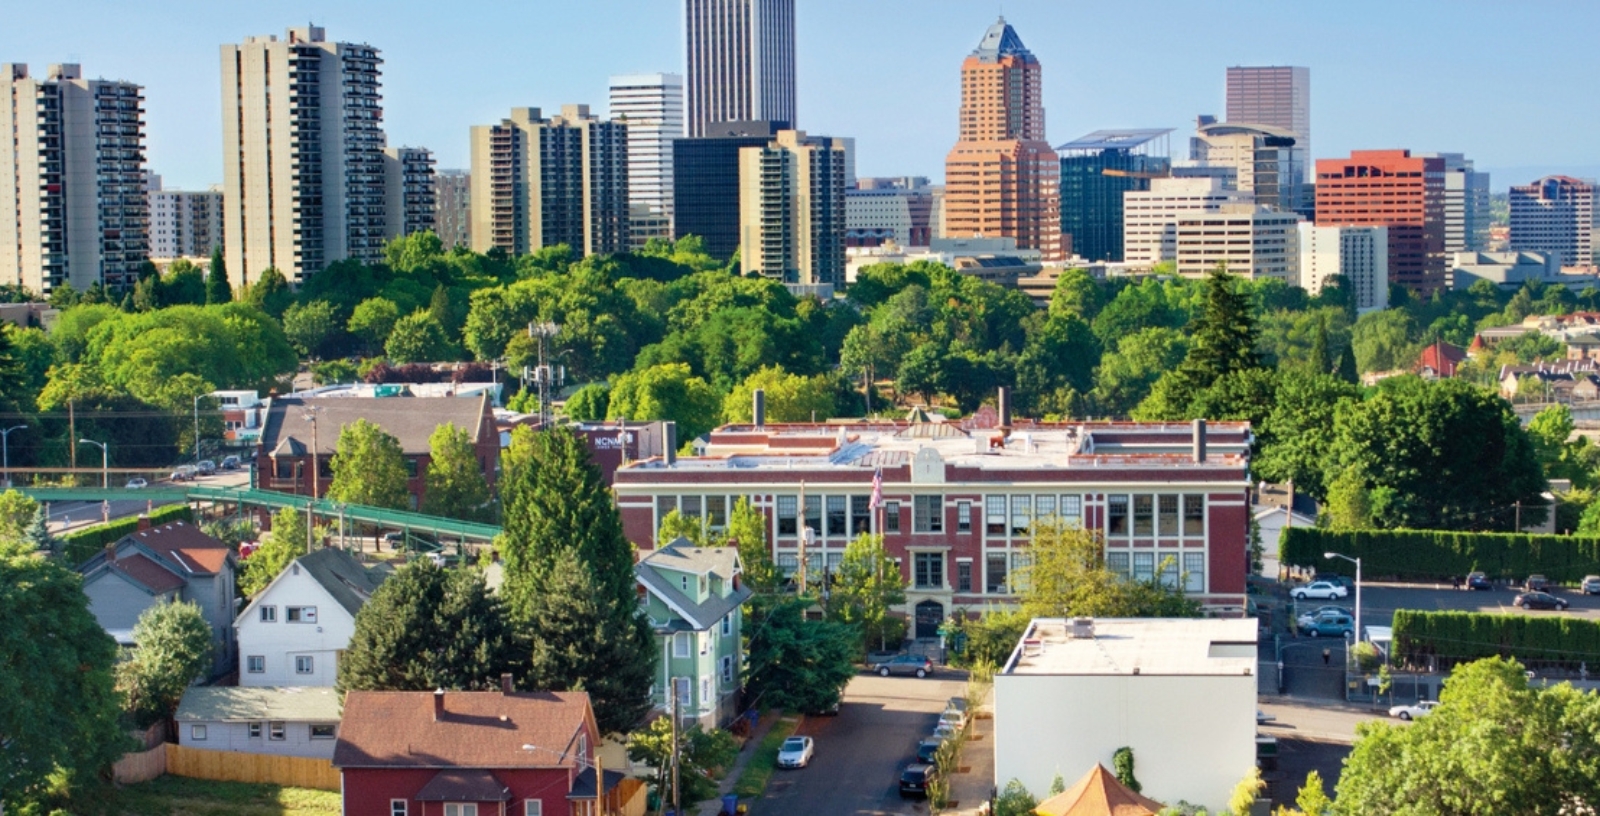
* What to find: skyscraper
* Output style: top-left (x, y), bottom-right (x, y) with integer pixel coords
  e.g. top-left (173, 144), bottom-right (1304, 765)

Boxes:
top-left (1418, 153), bottom-right (1489, 253)
top-left (1189, 119), bottom-right (1305, 213)
top-left (738, 129), bottom-right (847, 291)
top-left (221, 26), bottom-right (387, 288)
top-left (943, 18), bottom-right (1061, 260)
top-left (673, 119), bottom-right (788, 260)
top-left (1056, 129), bottom-right (1172, 262)
top-left (610, 73), bottom-right (684, 247)
top-left (381, 147), bottom-right (437, 241)
top-left (1316, 150), bottom-right (1447, 296)
top-left (433, 170), bottom-right (471, 250)
top-left (1, 63), bottom-right (148, 294)
top-left (684, 0), bottom-right (796, 138)
top-left (1509, 176), bottom-right (1598, 266)
top-left (1299, 223), bottom-right (1389, 313)
top-left (1225, 66), bottom-right (1309, 179)
top-left (469, 106), bottom-right (629, 258)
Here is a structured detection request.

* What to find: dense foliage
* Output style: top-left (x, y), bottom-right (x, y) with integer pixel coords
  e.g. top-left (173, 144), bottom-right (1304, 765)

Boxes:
top-left (1280, 527), bottom-right (1600, 584)
top-left (1393, 610), bottom-right (1600, 671)
top-left (117, 600), bottom-right (214, 726)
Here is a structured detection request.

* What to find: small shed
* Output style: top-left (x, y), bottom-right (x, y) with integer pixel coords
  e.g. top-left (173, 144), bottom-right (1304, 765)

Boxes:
top-left (1034, 763), bottom-right (1166, 816)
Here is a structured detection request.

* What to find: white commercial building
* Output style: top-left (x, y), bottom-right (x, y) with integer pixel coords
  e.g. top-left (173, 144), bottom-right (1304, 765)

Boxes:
top-left (1, 63), bottom-right (148, 294)
top-left (994, 617), bottom-right (1258, 811)
top-left (1298, 223), bottom-right (1389, 313)
top-left (1174, 205), bottom-right (1300, 283)
top-left (1124, 177), bottom-right (1251, 268)
top-left (146, 173), bottom-right (223, 262)
top-left (610, 73), bottom-right (684, 247)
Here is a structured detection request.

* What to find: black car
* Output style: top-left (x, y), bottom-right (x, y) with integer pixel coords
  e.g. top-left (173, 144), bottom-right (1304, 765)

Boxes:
top-left (1525, 575), bottom-right (1553, 593)
top-left (1515, 591), bottom-right (1569, 610)
top-left (916, 738), bottom-right (944, 766)
top-left (1466, 572), bottom-right (1493, 591)
top-left (899, 763), bottom-right (937, 798)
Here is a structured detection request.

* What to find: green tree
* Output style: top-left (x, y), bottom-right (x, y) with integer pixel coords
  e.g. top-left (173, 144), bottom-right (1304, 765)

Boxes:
top-left (1526, 404), bottom-right (1596, 488)
top-left (282, 299), bottom-right (340, 359)
top-left (1018, 520), bottom-right (1200, 619)
top-left (1336, 341), bottom-right (1359, 384)
top-left (205, 247), bottom-right (232, 304)
top-left (386, 310), bottom-right (455, 363)
top-left (328, 419), bottom-right (410, 510)
top-left (1252, 371), bottom-right (1361, 501)
top-left (1112, 746), bottom-right (1141, 793)
top-left (1159, 268), bottom-right (1262, 411)
top-left (348, 297), bottom-right (402, 355)
top-left (22, 506), bottom-right (57, 555)
top-left (744, 595), bottom-right (858, 714)
top-left (162, 259), bottom-right (207, 306)
top-left (656, 508), bottom-right (708, 547)
top-left (421, 423), bottom-right (492, 522)
top-left (337, 560), bottom-right (516, 692)
top-left (1350, 308), bottom-right (1417, 374)
top-left (994, 779), bottom-right (1038, 816)
top-left (721, 365), bottom-right (836, 424)
top-left (1048, 267), bottom-right (1105, 321)
top-left (1092, 327), bottom-right (1189, 416)
top-left (725, 496), bottom-right (778, 593)
top-left (829, 533), bottom-right (907, 653)
top-left (0, 489), bottom-right (38, 542)
top-left (117, 599), bottom-right (214, 726)
top-left (0, 541), bottom-right (126, 805)
top-left (1228, 767), bottom-right (1265, 815)
top-left (1294, 769), bottom-right (1332, 816)
top-left (242, 266), bottom-right (293, 318)
top-left (240, 506), bottom-right (310, 597)
top-left (607, 362), bottom-right (723, 443)
top-left (627, 716), bottom-right (739, 809)
top-left (564, 383), bottom-right (610, 421)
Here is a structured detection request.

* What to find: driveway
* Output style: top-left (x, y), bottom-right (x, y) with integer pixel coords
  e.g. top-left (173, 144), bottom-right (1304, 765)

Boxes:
top-left (747, 670), bottom-right (966, 816)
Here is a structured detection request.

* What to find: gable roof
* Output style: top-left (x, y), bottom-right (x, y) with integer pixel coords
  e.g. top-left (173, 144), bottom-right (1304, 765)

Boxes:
top-left (125, 521), bottom-right (232, 575)
top-left (83, 552), bottom-right (187, 596)
top-left (416, 769), bottom-right (512, 802)
top-left (1034, 764), bottom-right (1165, 816)
top-left (298, 546), bottom-right (387, 617)
top-left (1416, 342), bottom-right (1466, 377)
top-left (333, 690), bottom-right (593, 769)
top-left (260, 394), bottom-right (490, 457)
top-left (175, 686), bottom-right (342, 723)
top-left (637, 539), bottom-right (752, 631)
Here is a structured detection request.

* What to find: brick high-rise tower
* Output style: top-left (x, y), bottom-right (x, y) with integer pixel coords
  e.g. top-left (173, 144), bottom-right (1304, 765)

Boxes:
top-left (943, 18), bottom-right (1060, 259)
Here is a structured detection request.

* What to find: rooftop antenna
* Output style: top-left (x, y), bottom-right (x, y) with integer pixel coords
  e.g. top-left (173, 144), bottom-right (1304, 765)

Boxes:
top-left (527, 322), bottom-right (563, 430)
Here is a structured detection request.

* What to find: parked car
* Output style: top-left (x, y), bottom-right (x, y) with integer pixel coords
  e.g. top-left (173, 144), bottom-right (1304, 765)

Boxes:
top-left (169, 468), bottom-right (194, 482)
top-left (899, 763), bottom-right (937, 799)
top-left (125, 477), bottom-right (148, 489)
top-left (1291, 581), bottom-right (1349, 601)
top-left (916, 738), bottom-right (944, 766)
top-left (1583, 575), bottom-right (1600, 596)
top-left (382, 531), bottom-right (405, 546)
top-left (1466, 572), bottom-right (1493, 591)
top-left (1298, 614), bottom-right (1353, 638)
top-left (945, 697), bottom-right (969, 715)
top-left (424, 553), bottom-right (448, 567)
top-left (776, 736), bottom-right (813, 769)
top-left (931, 723), bottom-right (958, 742)
top-left (1525, 575), bottom-right (1553, 593)
top-left (1295, 607), bottom-right (1353, 628)
top-left (869, 654), bottom-right (934, 678)
top-left (937, 709), bottom-right (966, 731)
top-left (1311, 573), bottom-right (1354, 592)
top-left (1388, 701), bottom-right (1440, 721)
top-left (1515, 591), bottom-right (1569, 611)
top-left (196, 459), bottom-right (217, 476)
top-left (1257, 710), bottom-right (1276, 725)
top-left (220, 455), bottom-right (242, 470)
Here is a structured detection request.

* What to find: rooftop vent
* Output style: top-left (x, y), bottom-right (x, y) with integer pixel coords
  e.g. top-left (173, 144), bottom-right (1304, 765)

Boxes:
top-left (1070, 617), bottom-right (1095, 639)
top-left (1022, 638), bottom-right (1044, 657)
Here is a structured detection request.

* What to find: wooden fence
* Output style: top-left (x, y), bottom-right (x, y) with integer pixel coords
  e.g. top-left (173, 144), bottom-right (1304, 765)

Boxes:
top-left (112, 744), bottom-right (167, 785)
top-left (164, 744), bottom-right (341, 791)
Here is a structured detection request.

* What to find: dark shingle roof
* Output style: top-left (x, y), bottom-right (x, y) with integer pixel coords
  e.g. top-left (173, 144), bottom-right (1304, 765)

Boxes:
top-left (91, 553), bottom-right (186, 595)
top-left (297, 547), bottom-right (387, 617)
top-left (637, 539), bottom-right (752, 631)
top-left (260, 394), bottom-right (490, 457)
top-left (416, 769), bottom-right (512, 802)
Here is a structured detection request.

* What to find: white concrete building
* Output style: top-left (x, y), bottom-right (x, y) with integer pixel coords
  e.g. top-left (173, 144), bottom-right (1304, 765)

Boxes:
top-left (1174, 204), bottom-right (1300, 283)
top-left (1510, 176), bottom-right (1598, 267)
top-left (1298, 223), bottom-right (1389, 312)
top-left (609, 73), bottom-right (683, 247)
top-left (1123, 176), bottom-right (1251, 267)
top-left (235, 547), bottom-right (386, 687)
top-left (994, 617), bottom-right (1258, 811)
top-left (146, 173), bottom-right (223, 262)
top-left (1, 63), bottom-right (148, 294)
top-left (1189, 120), bottom-right (1305, 213)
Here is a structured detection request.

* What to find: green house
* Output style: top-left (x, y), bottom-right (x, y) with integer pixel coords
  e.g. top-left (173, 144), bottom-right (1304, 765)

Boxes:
top-left (636, 537), bottom-right (752, 729)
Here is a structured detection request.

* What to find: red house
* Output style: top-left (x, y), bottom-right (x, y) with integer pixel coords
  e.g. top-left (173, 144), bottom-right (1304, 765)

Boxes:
top-left (334, 683), bottom-right (645, 816)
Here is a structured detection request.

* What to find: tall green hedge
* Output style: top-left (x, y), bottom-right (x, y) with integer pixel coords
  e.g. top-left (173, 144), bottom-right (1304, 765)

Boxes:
top-left (62, 504), bottom-right (194, 565)
top-left (1280, 527), bottom-right (1600, 584)
top-left (1393, 609), bottom-right (1600, 671)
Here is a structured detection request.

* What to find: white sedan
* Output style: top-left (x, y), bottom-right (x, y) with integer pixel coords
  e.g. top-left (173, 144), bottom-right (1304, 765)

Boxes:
top-left (1388, 701), bottom-right (1439, 721)
top-left (776, 736), bottom-right (814, 769)
top-left (1291, 581), bottom-right (1349, 601)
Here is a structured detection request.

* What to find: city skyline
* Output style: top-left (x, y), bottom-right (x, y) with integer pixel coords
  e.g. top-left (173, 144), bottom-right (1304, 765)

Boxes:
top-left (4, 0), bottom-right (1597, 191)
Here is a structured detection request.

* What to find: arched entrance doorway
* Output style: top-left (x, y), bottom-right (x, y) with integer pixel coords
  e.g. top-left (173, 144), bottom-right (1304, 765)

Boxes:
top-left (915, 599), bottom-right (945, 640)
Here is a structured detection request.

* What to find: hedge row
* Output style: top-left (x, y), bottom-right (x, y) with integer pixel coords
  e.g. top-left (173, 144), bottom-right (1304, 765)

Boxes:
top-left (62, 504), bottom-right (194, 565)
top-left (1280, 527), bottom-right (1600, 584)
top-left (1393, 609), bottom-right (1600, 671)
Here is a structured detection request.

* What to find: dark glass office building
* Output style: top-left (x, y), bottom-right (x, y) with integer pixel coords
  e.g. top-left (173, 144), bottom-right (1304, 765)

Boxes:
top-left (1057, 129), bottom-right (1172, 262)
top-left (672, 120), bottom-right (789, 261)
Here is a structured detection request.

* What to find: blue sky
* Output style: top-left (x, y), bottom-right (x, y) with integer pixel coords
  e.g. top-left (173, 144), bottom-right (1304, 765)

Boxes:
top-left (5, 0), bottom-right (1595, 191)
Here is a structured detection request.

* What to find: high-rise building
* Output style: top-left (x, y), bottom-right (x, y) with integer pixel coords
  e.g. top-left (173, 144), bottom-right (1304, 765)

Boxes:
top-left (1509, 176), bottom-right (1597, 266)
top-left (943, 18), bottom-right (1061, 260)
top-left (381, 147), bottom-right (436, 241)
top-left (1225, 66), bottom-right (1309, 179)
top-left (221, 26), bottom-right (387, 288)
top-left (1189, 119), bottom-right (1305, 214)
top-left (684, 0), bottom-right (797, 138)
top-left (673, 119), bottom-right (788, 261)
top-left (1299, 223), bottom-right (1390, 313)
top-left (1, 63), bottom-right (148, 294)
top-left (146, 173), bottom-right (223, 262)
top-left (1123, 176), bottom-right (1252, 267)
top-left (1056, 129), bottom-right (1172, 262)
top-left (1173, 204), bottom-right (1300, 283)
top-left (1316, 150), bottom-right (1447, 296)
top-left (469, 105), bottom-right (629, 258)
top-left (738, 129), bottom-right (847, 291)
top-left (846, 178), bottom-right (937, 248)
top-left (1420, 152), bottom-right (1490, 252)
top-left (610, 73), bottom-right (684, 248)
top-left (433, 170), bottom-right (471, 249)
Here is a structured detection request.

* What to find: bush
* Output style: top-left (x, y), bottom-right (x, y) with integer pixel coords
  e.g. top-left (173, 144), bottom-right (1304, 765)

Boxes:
top-left (1282, 526), bottom-right (1600, 584)
top-left (1393, 609), bottom-right (1600, 671)
top-left (1352, 641), bottom-right (1383, 673)
top-left (61, 505), bottom-right (193, 565)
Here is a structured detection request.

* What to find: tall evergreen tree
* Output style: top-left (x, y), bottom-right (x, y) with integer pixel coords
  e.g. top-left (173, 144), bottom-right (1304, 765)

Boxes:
top-left (1310, 314), bottom-right (1332, 374)
top-left (724, 496), bottom-right (778, 593)
top-left (205, 246), bottom-right (232, 304)
top-left (1337, 342), bottom-right (1360, 384)
top-left (1139, 267), bottom-right (1262, 418)
top-left (421, 422), bottom-right (492, 522)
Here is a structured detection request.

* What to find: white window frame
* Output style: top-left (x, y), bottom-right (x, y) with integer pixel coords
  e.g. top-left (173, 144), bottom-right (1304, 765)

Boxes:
top-left (246, 655), bottom-right (265, 673)
top-left (524, 802), bottom-right (542, 816)
top-left (391, 801), bottom-right (408, 816)
top-left (295, 655), bottom-right (315, 675)
top-left (700, 676), bottom-right (712, 709)
top-left (259, 605), bottom-right (277, 623)
top-left (444, 805), bottom-right (478, 816)
top-left (249, 722), bottom-right (263, 739)
top-left (190, 724), bottom-right (207, 741)
top-left (673, 632), bottom-right (690, 658)
top-left (286, 606), bottom-right (317, 624)
top-left (721, 655), bottom-right (734, 685)
top-left (269, 721), bottom-right (286, 741)
top-left (699, 632), bottom-right (708, 655)
top-left (721, 613), bottom-right (732, 637)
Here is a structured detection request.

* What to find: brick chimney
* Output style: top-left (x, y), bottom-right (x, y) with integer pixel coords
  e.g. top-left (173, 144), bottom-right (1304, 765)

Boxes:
top-left (136, 514), bottom-right (151, 531)
top-left (433, 688), bottom-right (445, 721)
top-left (501, 673), bottom-right (514, 695)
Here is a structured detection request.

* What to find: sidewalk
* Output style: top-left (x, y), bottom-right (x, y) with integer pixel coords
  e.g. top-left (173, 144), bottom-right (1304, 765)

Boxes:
top-left (693, 711), bottom-right (784, 816)
top-left (945, 689), bottom-right (994, 815)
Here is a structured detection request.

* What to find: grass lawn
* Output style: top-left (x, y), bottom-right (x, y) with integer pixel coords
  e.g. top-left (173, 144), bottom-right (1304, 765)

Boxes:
top-left (102, 776), bottom-right (340, 816)
top-left (732, 715), bottom-right (800, 801)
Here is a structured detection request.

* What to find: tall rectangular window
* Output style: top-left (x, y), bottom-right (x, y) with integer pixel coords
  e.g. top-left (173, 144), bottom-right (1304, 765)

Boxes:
top-left (259, 606), bottom-right (277, 623)
top-left (1035, 495), bottom-right (1055, 520)
top-left (1158, 495), bottom-right (1179, 537)
top-left (777, 496), bottom-right (798, 536)
top-left (1106, 551), bottom-right (1131, 578)
top-left (392, 801), bottom-right (408, 816)
top-left (1183, 494), bottom-right (1205, 536)
top-left (673, 632), bottom-right (690, 658)
top-left (1107, 495), bottom-right (1130, 537)
top-left (1133, 495), bottom-right (1154, 536)
top-left (914, 495), bottom-right (943, 533)
top-left (1183, 552), bottom-right (1206, 593)
top-left (1132, 551), bottom-right (1155, 582)
top-left (826, 496), bottom-right (847, 538)
top-left (1010, 550), bottom-right (1033, 593)
top-left (913, 552), bottom-right (944, 589)
top-left (1158, 552), bottom-right (1180, 588)
top-left (1010, 495), bottom-right (1031, 536)
top-left (850, 495), bottom-right (872, 534)
top-left (804, 495), bottom-right (822, 537)
top-left (985, 496), bottom-right (1006, 535)
top-left (957, 502), bottom-right (972, 533)
top-left (957, 561), bottom-right (972, 592)
top-left (1061, 495), bottom-right (1082, 525)
top-left (986, 553), bottom-right (1009, 594)
top-left (682, 495), bottom-right (702, 521)
top-left (295, 655), bottom-right (314, 674)
top-left (657, 495), bottom-right (677, 525)
top-left (884, 502), bottom-right (901, 533)
top-left (706, 496), bottom-right (727, 529)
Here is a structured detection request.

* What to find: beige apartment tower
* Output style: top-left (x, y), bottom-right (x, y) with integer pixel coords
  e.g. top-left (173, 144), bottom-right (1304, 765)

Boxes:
top-left (738, 129), bottom-right (847, 290)
top-left (146, 173), bottom-right (223, 261)
top-left (1, 63), bottom-right (149, 294)
top-left (1173, 204), bottom-right (1300, 284)
top-left (469, 105), bottom-right (629, 258)
top-left (221, 26), bottom-right (387, 289)
top-left (381, 146), bottom-right (437, 241)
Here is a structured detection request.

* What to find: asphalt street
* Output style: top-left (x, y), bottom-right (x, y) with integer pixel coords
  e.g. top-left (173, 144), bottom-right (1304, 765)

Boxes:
top-left (747, 670), bottom-right (966, 816)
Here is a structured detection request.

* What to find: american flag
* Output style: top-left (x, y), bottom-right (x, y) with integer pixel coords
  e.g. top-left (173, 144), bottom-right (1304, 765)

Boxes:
top-left (869, 467), bottom-right (883, 510)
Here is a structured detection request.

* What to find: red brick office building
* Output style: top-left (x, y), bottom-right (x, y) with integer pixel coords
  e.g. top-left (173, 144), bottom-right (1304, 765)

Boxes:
top-left (1316, 149), bottom-right (1447, 296)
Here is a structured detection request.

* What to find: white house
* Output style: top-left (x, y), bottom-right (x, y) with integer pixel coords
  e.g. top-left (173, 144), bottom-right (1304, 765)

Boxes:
top-left (993, 617), bottom-right (1258, 811)
top-left (175, 686), bottom-right (342, 760)
top-left (235, 547), bottom-right (386, 687)
top-left (1254, 504), bottom-right (1317, 571)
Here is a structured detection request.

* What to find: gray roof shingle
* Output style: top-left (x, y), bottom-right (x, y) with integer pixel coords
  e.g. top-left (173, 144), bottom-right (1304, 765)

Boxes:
top-left (260, 394), bottom-right (490, 457)
top-left (297, 546), bottom-right (388, 617)
top-left (636, 539), bottom-right (752, 631)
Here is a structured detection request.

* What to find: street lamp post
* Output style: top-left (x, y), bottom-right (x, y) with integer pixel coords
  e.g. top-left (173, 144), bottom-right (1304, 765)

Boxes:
top-left (193, 394), bottom-right (203, 465)
top-left (79, 438), bottom-right (108, 489)
top-left (0, 424), bottom-right (27, 488)
top-left (1325, 551), bottom-right (1363, 643)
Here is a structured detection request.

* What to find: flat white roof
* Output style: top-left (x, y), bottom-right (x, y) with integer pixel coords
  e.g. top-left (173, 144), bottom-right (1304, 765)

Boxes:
top-left (1003, 617), bottom-right (1258, 677)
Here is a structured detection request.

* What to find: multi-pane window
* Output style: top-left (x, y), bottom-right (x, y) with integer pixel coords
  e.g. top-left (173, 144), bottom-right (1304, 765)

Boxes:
top-left (913, 495), bottom-right (943, 533)
top-left (957, 561), bottom-right (972, 592)
top-left (1106, 551), bottom-right (1131, 578)
top-left (392, 800), bottom-right (407, 816)
top-left (1158, 553), bottom-right (1180, 588)
top-left (914, 552), bottom-right (944, 589)
top-left (1158, 495), bottom-right (1179, 537)
top-left (259, 606), bottom-right (277, 623)
top-left (985, 496), bottom-right (1007, 535)
top-left (1035, 495), bottom-right (1056, 521)
top-left (706, 496), bottom-right (727, 530)
top-left (246, 655), bottom-right (265, 673)
top-left (721, 655), bottom-right (734, 685)
top-left (657, 495), bottom-right (676, 525)
top-left (287, 606), bottom-right (317, 624)
top-left (1183, 552), bottom-right (1206, 593)
top-left (884, 502), bottom-right (901, 533)
top-left (1107, 495), bottom-right (1129, 537)
top-left (1061, 495), bottom-right (1083, 525)
top-left (444, 805), bottom-right (478, 816)
top-left (674, 633), bottom-right (690, 658)
top-left (1010, 495), bottom-right (1031, 536)
top-left (311, 724), bottom-right (337, 739)
top-left (269, 721), bottom-right (286, 740)
top-left (1133, 496), bottom-right (1154, 536)
top-left (1010, 550), bottom-right (1033, 593)
top-left (681, 495), bottom-right (702, 520)
top-left (986, 553), bottom-right (1009, 594)
top-left (524, 802), bottom-right (542, 816)
top-left (721, 613), bottom-right (732, 637)
top-left (777, 496), bottom-right (798, 536)
top-left (826, 496), bottom-right (847, 538)
top-left (191, 725), bottom-right (207, 741)
top-left (295, 655), bottom-right (314, 674)
top-left (249, 722), bottom-right (263, 738)
top-left (804, 495), bottom-right (822, 537)
top-left (957, 502), bottom-right (972, 533)
top-left (776, 553), bottom-right (799, 575)
top-left (1183, 494), bottom-right (1206, 536)
top-left (1132, 551), bottom-right (1155, 582)
top-left (850, 496), bottom-right (872, 535)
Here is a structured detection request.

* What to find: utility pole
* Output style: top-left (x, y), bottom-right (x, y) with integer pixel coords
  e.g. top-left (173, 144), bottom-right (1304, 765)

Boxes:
top-left (302, 405), bottom-right (322, 498)
top-left (670, 682), bottom-right (681, 816)
top-left (68, 400), bottom-right (75, 470)
top-left (306, 501), bottom-right (315, 554)
top-left (528, 322), bottom-right (564, 430)
top-left (193, 394), bottom-right (203, 465)
top-left (798, 482), bottom-right (809, 594)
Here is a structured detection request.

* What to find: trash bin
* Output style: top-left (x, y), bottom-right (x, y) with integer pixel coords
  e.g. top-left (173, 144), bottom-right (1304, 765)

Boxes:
top-left (746, 709), bottom-right (759, 729)
top-left (722, 794), bottom-right (739, 815)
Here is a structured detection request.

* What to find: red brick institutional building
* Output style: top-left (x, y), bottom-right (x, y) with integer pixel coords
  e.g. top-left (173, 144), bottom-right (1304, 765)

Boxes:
top-left (613, 396), bottom-right (1253, 635)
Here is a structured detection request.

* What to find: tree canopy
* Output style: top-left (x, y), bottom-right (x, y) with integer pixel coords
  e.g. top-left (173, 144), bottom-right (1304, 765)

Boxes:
top-left (328, 419), bottom-right (410, 510)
